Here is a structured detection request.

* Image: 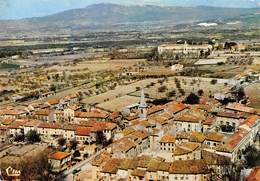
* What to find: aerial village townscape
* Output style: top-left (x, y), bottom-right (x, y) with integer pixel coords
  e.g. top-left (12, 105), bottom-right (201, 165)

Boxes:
top-left (0, 0), bottom-right (260, 181)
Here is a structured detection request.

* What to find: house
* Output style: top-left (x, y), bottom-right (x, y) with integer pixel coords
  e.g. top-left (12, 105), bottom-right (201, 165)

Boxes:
top-left (157, 162), bottom-right (171, 180)
top-left (173, 142), bottom-right (201, 161)
top-left (44, 99), bottom-right (60, 109)
top-left (158, 42), bottom-right (213, 59)
top-left (75, 127), bottom-right (95, 144)
top-left (91, 152), bottom-right (111, 179)
top-left (9, 120), bottom-right (28, 136)
top-left (48, 151), bottom-right (71, 172)
top-left (202, 117), bottom-right (216, 133)
top-left (216, 115), bottom-right (260, 162)
top-left (149, 128), bottom-right (163, 150)
top-left (216, 111), bottom-right (241, 130)
top-left (160, 134), bottom-right (176, 152)
top-left (0, 126), bottom-right (9, 143)
top-left (174, 113), bottom-right (203, 132)
top-left (74, 111), bottom-right (109, 122)
top-left (37, 122), bottom-right (63, 139)
top-left (23, 119), bottom-right (41, 135)
top-left (204, 132), bottom-right (225, 149)
top-left (64, 106), bottom-right (76, 122)
top-left (0, 108), bottom-right (27, 120)
top-left (202, 150), bottom-right (231, 180)
top-left (33, 109), bottom-right (54, 122)
top-left (111, 137), bottom-right (137, 158)
top-left (99, 158), bottom-right (122, 180)
top-left (159, 134), bottom-right (176, 161)
top-left (169, 160), bottom-right (210, 181)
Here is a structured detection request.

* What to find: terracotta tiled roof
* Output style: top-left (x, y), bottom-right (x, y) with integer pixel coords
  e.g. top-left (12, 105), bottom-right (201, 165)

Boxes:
top-left (173, 142), bottom-right (200, 156)
top-left (121, 127), bottom-right (136, 136)
top-left (34, 109), bottom-right (53, 116)
top-left (137, 155), bottom-right (152, 168)
top-left (112, 137), bottom-right (136, 153)
top-left (189, 132), bottom-right (206, 143)
top-left (0, 109), bottom-right (26, 115)
top-left (101, 158), bottom-right (122, 174)
top-left (169, 160), bottom-right (209, 174)
top-left (203, 117), bottom-right (216, 126)
top-left (205, 132), bottom-right (224, 142)
top-left (92, 152), bottom-right (111, 167)
top-left (147, 105), bottom-right (164, 115)
top-left (131, 169), bottom-right (146, 177)
top-left (75, 127), bottom-right (92, 136)
top-left (38, 122), bottom-right (62, 129)
top-left (1, 118), bottom-right (15, 125)
top-left (157, 162), bottom-right (171, 171)
top-left (217, 111), bottom-right (240, 119)
top-left (46, 99), bottom-right (59, 105)
top-left (176, 131), bottom-right (190, 140)
top-left (127, 130), bottom-right (149, 141)
top-left (226, 103), bottom-right (257, 114)
top-left (239, 115), bottom-right (259, 128)
top-left (75, 111), bottom-right (109, 119)
top-left (165, 101), bottom-right (187, 114)
top-left (245, 167), bottom-right (260, 181)
top-left (147, 159), bottom-right (161, 172)
top-left (175, 113), bottom-right (201, 123)
top-left (202, 150), bottom-right (231, 165)
top-left (24, 120), bottom-right (42, 127)
top-left (118, 158), bottom-right (133, 170)
top-left (160, 134), bottom-right (176, 143)
top-left (48, 151), bottom-right (71, 160)
top-left (224, 128), bottom-right (249, 152)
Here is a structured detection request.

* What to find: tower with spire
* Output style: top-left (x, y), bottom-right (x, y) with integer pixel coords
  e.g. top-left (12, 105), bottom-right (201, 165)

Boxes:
top-left (139, 89), bottom-right (147, 119)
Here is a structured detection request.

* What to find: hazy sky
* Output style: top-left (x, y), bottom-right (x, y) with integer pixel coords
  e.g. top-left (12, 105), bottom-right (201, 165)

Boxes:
top-left (0, 0), bottom-right (259, 20)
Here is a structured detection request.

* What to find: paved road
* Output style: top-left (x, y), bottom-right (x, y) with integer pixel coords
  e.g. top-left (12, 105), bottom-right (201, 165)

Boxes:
top-left (63, 149), bottom-right (103, 181)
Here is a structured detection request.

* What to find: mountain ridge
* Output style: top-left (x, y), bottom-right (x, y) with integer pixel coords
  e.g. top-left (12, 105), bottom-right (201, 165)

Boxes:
top-left (0, 3), bottom-right (259, 36)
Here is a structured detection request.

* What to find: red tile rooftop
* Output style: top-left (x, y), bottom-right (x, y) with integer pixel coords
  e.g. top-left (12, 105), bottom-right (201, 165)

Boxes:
top-left (245, 167), bottom-right (260, 181)
top-left (217, 111), bottom-right (241, 119)
top-left (75, 127), bottom-right (92, 136)
top-left (175, 113), bottom-right (201, 123)
top-left (48, 151), bottom-right (71, 160)
top-left (75, 111), bottom-right (109, 119)
top-left (169, 160), bottom-right (209, 174)
top-left (205, 132), bottom-right (224, 142)
top-left (160, 134), bottom-right (176, 143)
top-left (165, 101), bottom-right (187, 114)
top-left (38, 122), bottom-right (62, 129)
top-left (240, 115), bottom-right (259, 128)
top-left (224, 128), bottom-right (250, 151)
top-left (226, 103), bottom-right (257, 114)
top-left (203, 117), bottom-right (216, 125)
top-left (46, 98), bottom-right (59, 105)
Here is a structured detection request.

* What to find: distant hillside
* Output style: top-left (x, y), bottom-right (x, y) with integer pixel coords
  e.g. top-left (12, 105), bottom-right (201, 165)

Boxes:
top-left (0, 3), bottom-right (259, 35)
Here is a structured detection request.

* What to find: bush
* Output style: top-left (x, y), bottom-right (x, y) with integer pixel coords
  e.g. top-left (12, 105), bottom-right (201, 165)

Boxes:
top-left (198, 89), bottom-right (204, 96)
top-left (210, 79), bottom-right (218, 85)
top-left (184, 93), bottom-right (200, 105)
top-left (26, 130), bottom-right (41, 143)
top-left (14, 134), bottom-right (25, 142)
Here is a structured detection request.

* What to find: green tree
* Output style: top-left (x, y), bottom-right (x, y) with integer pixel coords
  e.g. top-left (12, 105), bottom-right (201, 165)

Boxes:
top-left (26, 130), bottom-right (41, 143)
top-left (184, 93), bottom-right (200, 105)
